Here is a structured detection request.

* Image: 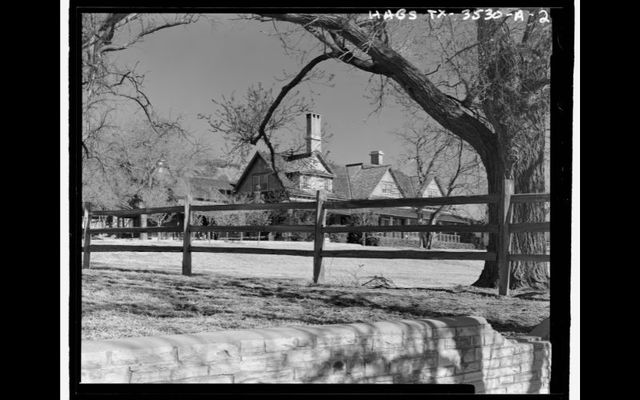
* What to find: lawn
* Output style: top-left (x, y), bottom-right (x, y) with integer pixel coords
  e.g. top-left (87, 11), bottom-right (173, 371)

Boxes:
top-left (82, 238), bottom-right (549, 341)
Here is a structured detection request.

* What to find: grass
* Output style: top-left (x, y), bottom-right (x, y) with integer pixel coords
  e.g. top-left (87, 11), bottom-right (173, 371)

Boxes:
top-left (88, 238), bottom-right (488, 287)
top-left (82, 238), bottom-right (549, 341)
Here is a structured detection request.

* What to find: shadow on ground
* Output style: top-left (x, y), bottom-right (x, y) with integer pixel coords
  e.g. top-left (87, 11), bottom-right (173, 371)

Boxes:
top-left (82, 266), bottom-right (549, 338)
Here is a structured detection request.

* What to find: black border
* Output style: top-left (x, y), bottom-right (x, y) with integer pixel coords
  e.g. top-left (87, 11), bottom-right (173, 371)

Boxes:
top-left (68, 2), bottom-right (574, 399)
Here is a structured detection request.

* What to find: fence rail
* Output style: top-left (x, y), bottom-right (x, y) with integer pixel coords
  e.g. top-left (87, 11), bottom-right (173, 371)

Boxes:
top-left (81, 179), bottom-right (550, 296)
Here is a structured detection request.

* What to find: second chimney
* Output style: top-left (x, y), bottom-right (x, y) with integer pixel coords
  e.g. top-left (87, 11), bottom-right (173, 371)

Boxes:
top-left (306, 113), bottom-right (322, 153)
top-left (370, 150), bottom-right (384, 165)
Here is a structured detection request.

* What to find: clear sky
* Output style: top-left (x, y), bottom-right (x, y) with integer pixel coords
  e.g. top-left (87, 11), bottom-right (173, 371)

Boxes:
top-left (111, 14), bottom-right (413, 170)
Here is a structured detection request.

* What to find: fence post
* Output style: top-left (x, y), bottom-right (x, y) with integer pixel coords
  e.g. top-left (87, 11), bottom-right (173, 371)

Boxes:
top-left (313, 190), bottom-right (327, 284)
top-left (182, 194), bottom-right (192, 276)
top-left (140, 210), bottom-right (148, 241)
top-left (82, 202), bottom-right (92, 269)
top-left (498, 179), bottom-right (514, 296)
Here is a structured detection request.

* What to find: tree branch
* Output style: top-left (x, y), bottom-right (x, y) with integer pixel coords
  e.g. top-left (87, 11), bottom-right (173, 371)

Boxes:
top-left (252, 52), bottom-right (336, 171)
top-left (257, 13), bottom-right (499, 166)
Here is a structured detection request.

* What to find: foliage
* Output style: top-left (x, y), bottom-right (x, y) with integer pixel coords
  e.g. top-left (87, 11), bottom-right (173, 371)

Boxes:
top-left (207, 192), bottom-right (272, 239)
top-left (346, 211), bottom-right (378, 245)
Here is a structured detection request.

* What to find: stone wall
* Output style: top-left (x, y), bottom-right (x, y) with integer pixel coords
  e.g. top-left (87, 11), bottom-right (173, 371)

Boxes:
top-left (81, 316), bottom-right (550, 393)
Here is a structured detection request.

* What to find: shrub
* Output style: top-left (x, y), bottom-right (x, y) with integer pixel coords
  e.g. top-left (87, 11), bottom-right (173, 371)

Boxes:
top-left (347, 232), bottom-right (362, 244)
top-left (328, 233), bottom-right (348, 243)
top-left (365, 236), bottom-right (380, 246)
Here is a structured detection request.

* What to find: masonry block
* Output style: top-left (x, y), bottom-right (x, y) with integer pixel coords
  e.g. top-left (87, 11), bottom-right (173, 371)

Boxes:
top-left (81, 366), bottom-right (131, 383)
top-left (177, 342), bottom-right (240, 364)
top-left (129, 363), bottom-right (176, 383)
top-left (461, 371), bottom-right (484, 383)
top-left (235, 368), bottom-right (296, 383)
top-left (285, 347), bottom-right (332, 366)
top-left (169, 364), bottom-right (209, 381)
top-left (456, 360), bottom-right (481, 374)
top-left (438, 349), bottom-right (462, 367)
top-left (364, 358), bottom-right (388, 376)
top-left (173, 374), bottom-right (234, 383)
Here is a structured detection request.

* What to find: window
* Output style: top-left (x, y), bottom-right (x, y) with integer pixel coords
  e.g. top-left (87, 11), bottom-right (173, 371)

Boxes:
top-left (252, 174), bottom-right (270, 191)
top-left (382, 182), bottom-right (399, 196)
top-left (300, 176), bottom-right (310, 189)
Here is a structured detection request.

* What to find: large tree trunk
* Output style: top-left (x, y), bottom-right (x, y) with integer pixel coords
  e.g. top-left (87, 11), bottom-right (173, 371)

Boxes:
top-left (472, 17), bottom-right (550, 290)
top-left (472, 160), bottom-right (502, 287)
top-left (472, 155), bottom-right (549, 290)
top-left (510, 148), bottom-right (549, 289)
top-left (425, 207), bottom-right (446, 250)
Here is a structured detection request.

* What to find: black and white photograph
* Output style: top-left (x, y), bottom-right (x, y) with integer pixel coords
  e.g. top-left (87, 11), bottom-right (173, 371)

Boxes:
top-left (65, 3), bottom-right (576, 398)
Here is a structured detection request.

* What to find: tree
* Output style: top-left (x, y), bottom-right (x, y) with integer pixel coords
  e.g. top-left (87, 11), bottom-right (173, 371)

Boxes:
top-left (246, 11), bottom-right (552, 289)
top-left (394, 117), bottom-right (485, 248)
top-left (199, 82), bottom-right (334, 168)
top-left (82, 13), bottom-right (200, 161)
top-left (82, 121), bottom-right (209, 212)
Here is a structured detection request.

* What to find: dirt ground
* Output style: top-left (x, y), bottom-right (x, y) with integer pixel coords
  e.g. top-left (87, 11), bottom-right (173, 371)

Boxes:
top-left (82, 239), bottom-right (549, 341)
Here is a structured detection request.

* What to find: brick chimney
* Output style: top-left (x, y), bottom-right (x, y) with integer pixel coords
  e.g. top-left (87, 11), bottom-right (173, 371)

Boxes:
top-left (306, 113), bottom-right (322, 153)
top-left (370, 150), bottom-right (384, 165)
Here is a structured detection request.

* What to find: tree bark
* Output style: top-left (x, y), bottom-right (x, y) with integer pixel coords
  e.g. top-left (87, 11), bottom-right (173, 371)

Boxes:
top-left (472, 18), bottom-right (549, 290)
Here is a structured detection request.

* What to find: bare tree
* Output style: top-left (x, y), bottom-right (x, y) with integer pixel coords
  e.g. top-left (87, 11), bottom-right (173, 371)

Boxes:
top-left (244, 12), bottom-right (552, 289)
top-left (395, 117), bottom-right (485, 248)
top-left (81, 13), bottom-right (200, 160)
top-left (198, 83), bottom-right (316, 166)
top-left (82, 121), bottom-right (210, 211)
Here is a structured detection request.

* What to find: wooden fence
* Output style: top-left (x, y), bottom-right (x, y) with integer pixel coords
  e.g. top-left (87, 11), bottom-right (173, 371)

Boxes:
top-left (81, 179), bottom-right (550, 296)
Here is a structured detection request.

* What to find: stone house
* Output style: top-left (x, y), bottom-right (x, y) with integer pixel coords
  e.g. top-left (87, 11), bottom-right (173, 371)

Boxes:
top-left (231, 113), bottom-right (479, 247)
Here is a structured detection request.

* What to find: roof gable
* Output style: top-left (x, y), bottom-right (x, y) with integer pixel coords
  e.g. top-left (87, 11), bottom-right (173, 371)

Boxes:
top-left (233, 151), bottom-right (265, 193)
top-left (333, 163), bottom-right (399, 199)
top-left (419, 176), bottom-right (447, 197)
top-left (370, 169), bottom-right (403, 198)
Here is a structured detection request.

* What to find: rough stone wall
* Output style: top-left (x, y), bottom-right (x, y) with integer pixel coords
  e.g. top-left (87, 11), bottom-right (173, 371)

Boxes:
top-left (81, 316), bottom-right (550, 393)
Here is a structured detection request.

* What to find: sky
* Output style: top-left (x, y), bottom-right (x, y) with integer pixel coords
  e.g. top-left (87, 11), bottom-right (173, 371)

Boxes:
top-left (110, 14), bottom-right (414, 170)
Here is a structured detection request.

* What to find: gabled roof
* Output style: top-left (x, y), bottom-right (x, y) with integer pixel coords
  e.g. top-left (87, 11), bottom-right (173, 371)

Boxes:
top-left (389, 170), bottom-right (448, 198)
top-left (234, 149), bottom-right (336, 197)
top-left (416, 174), bottom-right (448, 197)
top-left (389, 169), bottom-right (418, 198)
top-left (331, 163), bottom-right (405, 200)
top-left (188, 176), bottom-right (233, 202)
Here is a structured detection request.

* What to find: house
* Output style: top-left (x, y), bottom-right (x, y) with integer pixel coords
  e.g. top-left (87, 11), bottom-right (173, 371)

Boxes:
top-left (231, 113), bottom-right (480, 247)
top-left (234, 113), bottom-right (342, 202)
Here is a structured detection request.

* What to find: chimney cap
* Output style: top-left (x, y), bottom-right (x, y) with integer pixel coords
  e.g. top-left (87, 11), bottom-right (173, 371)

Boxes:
top-left (370, 150), bottom-right (384, 155)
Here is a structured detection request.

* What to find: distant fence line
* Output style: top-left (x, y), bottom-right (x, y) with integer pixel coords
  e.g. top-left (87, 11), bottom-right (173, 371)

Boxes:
top-left (82, 179), bottom-right (550, 296)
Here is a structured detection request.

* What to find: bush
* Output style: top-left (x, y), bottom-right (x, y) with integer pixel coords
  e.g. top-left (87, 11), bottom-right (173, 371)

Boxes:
top-left (347, 232), bottom-right (362, 244)
top-left (289, 232), bottom-right (313, 241)
top-left (328, 233), bottom-right (348, 243)
top-left (346, 232), bottom-right (380, 246)
top-left (365, 236), bottom-right (380, 246)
